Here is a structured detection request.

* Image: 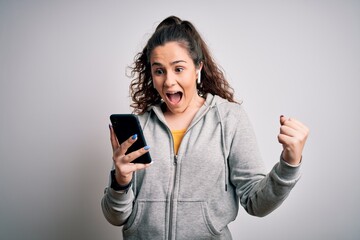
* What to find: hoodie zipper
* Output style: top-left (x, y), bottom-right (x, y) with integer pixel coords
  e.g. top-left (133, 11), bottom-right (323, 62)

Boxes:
top-left (151, 104), bottom-right (212, 239)
top-left (168, 154), bottom-right (177, 240)
top-left (167, 107), bottom-right (212, 239)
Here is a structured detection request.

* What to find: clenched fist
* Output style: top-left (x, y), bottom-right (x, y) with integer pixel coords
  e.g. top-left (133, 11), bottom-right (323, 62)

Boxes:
top-left (278, 116), bottom-right (309, 165)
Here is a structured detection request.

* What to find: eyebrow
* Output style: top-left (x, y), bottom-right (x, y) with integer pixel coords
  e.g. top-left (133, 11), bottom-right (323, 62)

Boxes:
top-left (151, 60), bottom-right (187, 67)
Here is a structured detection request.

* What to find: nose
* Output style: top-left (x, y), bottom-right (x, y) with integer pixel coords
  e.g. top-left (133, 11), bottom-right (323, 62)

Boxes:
top-left (163, 71), bottom-right (177, 87)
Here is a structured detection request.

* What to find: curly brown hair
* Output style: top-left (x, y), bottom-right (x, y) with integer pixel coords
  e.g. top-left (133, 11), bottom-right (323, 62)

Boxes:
top-left (129, 16), bottom-right (235, 114)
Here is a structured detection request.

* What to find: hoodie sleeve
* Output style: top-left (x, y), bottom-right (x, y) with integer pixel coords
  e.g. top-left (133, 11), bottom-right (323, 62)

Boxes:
top-left (101, 171), bottom-right (135, 226)
top-left (227, 105), bottom-right (301, 217)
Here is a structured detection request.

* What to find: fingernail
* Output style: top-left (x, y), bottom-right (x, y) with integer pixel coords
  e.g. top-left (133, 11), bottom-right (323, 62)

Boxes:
top-left (144, 145), bottom-right (150, 150)
top-left (280, 115), bottom-right (284, 118)
top-left (132, 134), bottom-right (137, 140)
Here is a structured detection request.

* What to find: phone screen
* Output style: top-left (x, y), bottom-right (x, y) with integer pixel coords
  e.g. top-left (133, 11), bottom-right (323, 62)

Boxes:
top-left (110, 114), bottom-right (152, 164)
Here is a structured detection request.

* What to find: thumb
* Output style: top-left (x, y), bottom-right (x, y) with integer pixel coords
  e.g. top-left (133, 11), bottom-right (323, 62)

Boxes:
top-left (280, 115), bottom-right (287, 126)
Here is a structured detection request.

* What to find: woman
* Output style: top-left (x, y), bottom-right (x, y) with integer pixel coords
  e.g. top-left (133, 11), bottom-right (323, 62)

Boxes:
top-left (102, 16), bottom-right (309, 239)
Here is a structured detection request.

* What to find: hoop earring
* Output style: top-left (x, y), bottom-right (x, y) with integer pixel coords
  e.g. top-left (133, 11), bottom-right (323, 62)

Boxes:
top-left (197, 71), bottom-right (201, 84)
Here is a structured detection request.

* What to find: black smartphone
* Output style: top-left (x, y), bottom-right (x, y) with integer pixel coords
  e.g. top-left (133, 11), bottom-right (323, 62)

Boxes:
top-left (110, 114), bottom-right (152, 164)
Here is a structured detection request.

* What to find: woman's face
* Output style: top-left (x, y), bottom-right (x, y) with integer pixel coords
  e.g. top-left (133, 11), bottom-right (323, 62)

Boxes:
top-left (150, 41), bottom-right (203, 115)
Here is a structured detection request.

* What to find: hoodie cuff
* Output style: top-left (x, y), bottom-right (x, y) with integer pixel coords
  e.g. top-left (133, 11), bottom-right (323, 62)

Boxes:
top-left (110, 169), bottom-right (132, 193)
top-left (107, 186), bottom-right (134, 199)
top-left (274, 156), bottom-right (302, 182)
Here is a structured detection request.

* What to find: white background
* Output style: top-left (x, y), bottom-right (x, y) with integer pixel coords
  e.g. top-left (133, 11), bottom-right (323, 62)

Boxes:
top-left (1, 1), bottom-right (359, 239)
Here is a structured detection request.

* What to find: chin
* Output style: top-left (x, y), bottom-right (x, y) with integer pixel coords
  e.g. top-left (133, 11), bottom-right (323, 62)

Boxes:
top-left (166, 105), bottom-right (185, 114)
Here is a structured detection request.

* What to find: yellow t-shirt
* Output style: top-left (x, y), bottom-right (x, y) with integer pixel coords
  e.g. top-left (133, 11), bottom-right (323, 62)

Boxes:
top-left (171, 129), bottom-right (186, 154)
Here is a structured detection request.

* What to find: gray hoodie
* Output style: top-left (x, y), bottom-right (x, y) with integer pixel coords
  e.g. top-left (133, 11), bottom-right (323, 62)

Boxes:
top-left (102, 93), bottom-right (301, 240)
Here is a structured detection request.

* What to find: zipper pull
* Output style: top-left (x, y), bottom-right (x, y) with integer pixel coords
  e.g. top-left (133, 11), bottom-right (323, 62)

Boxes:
top-left (174, 155), bottom-right (178, 165)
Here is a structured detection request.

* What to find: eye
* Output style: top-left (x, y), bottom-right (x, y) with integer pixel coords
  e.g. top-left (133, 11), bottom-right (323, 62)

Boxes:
top-left (154, 68), bottom-right (164, 75)
top-left (175, 67), bottom-right (184, 73)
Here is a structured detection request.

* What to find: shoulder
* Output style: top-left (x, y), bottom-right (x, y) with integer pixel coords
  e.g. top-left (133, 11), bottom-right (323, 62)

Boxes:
top-left (135, 111), bottom-right (151, 128)
top-left (209, 94), bottom-right (252, 130)
top-left (211, 94), bottom-right (245, 118)
top-left (136, 104), bottom-right (163, 128)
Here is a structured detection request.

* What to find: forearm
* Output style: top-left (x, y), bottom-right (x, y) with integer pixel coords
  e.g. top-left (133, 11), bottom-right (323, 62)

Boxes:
top-left (101, 187), bottom-right (134, 226)
top-left (240, 158), bottom-right (301, 217)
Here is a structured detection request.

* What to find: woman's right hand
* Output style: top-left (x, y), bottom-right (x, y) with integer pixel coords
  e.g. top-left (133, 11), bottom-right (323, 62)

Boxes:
top-left (109, 125), bottom-right (151, 186)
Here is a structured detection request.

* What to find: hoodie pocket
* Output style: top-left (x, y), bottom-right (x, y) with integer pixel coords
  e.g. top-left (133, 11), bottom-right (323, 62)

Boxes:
top-left (123, 200), bottom-right (166, 239)
top-left (176, 201), bottom-right (221, 238)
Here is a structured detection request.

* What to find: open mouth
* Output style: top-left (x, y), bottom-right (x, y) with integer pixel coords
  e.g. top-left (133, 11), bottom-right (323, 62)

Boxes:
top-left (166, 91), bottom-right (183, 104)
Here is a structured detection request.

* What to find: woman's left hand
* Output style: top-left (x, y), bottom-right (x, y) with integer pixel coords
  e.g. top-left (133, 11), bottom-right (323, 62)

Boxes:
top-left (278, 116), bottom-right (310, 165)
